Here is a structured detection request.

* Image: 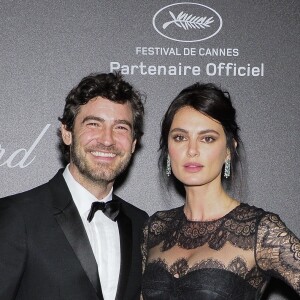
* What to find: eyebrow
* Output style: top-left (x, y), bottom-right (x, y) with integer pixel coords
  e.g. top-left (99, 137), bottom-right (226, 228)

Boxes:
top-left (169, 128), bottom-right (220, 135)
top-left (82, 116), bottom-right (133, 129)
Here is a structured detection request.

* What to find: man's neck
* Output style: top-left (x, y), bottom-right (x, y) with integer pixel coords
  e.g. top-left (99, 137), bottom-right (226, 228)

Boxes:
top-left (68, 165), bottom-right (114, 200)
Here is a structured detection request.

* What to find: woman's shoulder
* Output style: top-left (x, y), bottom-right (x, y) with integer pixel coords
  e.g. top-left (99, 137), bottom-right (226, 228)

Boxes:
top-left (231, 203), bottom-right (285, 230)
top-left (149, 206), bottom-right (183, 222)
top-left (234, 202), bottom-right (273, 219)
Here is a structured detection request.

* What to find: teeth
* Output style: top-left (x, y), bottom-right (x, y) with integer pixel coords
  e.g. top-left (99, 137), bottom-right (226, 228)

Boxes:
top-left (91, 151), bottom-right (116, 157)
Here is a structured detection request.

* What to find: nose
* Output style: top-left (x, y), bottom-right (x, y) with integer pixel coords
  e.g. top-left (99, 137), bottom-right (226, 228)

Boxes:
top-left (96, 126), bottom-right (115, 147)
top-left (187, 139), bottom-right (199, 157)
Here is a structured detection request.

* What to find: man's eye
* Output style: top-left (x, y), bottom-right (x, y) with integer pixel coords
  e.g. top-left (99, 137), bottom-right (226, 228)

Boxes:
top-left (87, 122), bottom-right (99, 127)
top-left (115, 125), bottom-right (129, 131)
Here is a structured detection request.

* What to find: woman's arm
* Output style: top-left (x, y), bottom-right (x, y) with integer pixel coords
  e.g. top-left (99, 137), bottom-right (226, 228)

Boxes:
top-left (256, 213), bottom-right (300, 294)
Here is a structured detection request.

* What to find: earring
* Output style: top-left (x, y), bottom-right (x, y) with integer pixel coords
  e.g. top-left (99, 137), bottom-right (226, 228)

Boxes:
top-left (224, 160), bottom-right (231, 178)
top-left (166, 155), bottom-right (171, 177)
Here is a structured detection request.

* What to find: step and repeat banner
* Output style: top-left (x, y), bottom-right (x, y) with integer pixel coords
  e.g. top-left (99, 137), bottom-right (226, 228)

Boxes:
top-left (1, 1), bottom-right (299, 299)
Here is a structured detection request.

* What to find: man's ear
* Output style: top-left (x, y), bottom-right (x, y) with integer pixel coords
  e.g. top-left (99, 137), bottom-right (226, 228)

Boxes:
top-left (61, 124), bottom-right (72, 145)
top-left (131, 139), bottom-right (137, 154)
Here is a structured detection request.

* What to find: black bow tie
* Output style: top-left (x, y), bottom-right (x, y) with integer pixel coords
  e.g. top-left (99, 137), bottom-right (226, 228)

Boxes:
top-left (87, 200), bottom-right (120, 222)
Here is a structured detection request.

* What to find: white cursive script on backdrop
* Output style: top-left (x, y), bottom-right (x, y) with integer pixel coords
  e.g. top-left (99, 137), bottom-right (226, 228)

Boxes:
top-left (0, 124), bottom-right (51, 168)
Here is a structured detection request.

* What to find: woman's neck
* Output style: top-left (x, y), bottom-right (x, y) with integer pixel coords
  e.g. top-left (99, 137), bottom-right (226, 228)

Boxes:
top-left (184, 182), bottom-right (239, 221)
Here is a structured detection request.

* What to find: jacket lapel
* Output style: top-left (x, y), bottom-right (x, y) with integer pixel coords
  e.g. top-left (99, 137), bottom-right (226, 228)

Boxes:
top-left (114, 195), bottom-right (133, 300)
top-left (49, 170), bottom-right (103, 300)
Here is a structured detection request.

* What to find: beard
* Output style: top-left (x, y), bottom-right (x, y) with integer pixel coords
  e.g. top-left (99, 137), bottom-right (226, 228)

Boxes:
top-left (69, 136), bottom-right (133, 185)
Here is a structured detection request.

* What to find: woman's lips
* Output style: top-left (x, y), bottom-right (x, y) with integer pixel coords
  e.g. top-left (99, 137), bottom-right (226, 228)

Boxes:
top-left (183, 163), bottom-right (204, 172)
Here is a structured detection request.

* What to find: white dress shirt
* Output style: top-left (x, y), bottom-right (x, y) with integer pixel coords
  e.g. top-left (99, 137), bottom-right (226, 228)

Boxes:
top-left (63, 166), bottom-right (120, 300)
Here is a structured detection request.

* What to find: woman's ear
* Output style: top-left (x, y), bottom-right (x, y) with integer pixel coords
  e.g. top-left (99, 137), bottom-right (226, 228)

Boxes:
top-left (233, 139), bottom-right (238, 149)
top-left (61, 124), bottom-right (72, 145)
top-left (226, 139), bottom-right (237, 161)
top-left (226, 149), bottom-right (231, 161)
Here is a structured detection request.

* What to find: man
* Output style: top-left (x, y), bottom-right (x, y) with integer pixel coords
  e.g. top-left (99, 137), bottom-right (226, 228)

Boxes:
top-left (0, 72), bottom-right (148, 300)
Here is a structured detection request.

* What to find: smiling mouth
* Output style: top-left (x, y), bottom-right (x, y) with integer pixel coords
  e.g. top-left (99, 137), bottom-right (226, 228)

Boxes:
top-left (90, 151), bottom-right (116, 158)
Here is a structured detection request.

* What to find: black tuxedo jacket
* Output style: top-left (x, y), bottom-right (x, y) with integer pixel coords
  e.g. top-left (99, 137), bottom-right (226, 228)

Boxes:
top-left (0, 170), bottom-right (148, 300)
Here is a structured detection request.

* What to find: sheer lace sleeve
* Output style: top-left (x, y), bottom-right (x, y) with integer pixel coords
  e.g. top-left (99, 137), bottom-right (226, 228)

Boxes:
top-left (256, 213), bottom-right (300, 294)
top-left (141, 219), bottom-right (149, 274)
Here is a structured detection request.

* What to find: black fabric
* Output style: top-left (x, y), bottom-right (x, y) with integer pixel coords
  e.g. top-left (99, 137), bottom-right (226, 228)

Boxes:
top-left (141, 204), bottom-right (300, 299)
top-left (87, 200), bottom-right (120, 222)
top-left (142, 266), bottom-right (257, 300)
top-left (0, 170), bottom-right (148, 300)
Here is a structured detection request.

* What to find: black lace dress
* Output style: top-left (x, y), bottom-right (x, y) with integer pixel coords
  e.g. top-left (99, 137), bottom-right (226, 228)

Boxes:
top-left (141, 203), bottom-right (300, 299)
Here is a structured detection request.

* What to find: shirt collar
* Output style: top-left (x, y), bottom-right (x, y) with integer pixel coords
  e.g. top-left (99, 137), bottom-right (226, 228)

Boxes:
top-left (63, 165), bottom-right (113, 216)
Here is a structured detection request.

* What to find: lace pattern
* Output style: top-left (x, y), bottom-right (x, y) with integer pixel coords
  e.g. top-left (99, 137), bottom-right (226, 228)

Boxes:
top-left (256, 213), bottom-right (300, 292)
top-left (142, 203), bottom-right (300, 295)
top-left (146, 256), bottom-right (265, 289)
top-left (145, 204), bottom-right (264, 251)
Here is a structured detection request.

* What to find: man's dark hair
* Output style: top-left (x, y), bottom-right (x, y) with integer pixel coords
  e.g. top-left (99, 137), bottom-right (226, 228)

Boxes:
top-left (58, 72), bottom-right (145, 162)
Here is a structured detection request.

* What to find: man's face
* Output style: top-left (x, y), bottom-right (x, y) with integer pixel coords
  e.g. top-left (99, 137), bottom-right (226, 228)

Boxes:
top-left (61, 96), bottom-right (136, 185)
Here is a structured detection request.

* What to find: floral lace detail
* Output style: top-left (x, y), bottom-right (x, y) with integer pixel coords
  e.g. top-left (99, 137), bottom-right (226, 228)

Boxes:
top-left (147, 256), bottom-right (265, 289)
top-left (291, 235), bottom-right (300, 260)
top-left (145, 204), bottom-right (265, 251)
top-left (246, 266), bottom-right (265, 289)
top-left (169, 258), bottom-right (189, 277)
top-left (256, 213), bottom-right (300, 293)
top-left (142, 203), bottom-right (300, 295)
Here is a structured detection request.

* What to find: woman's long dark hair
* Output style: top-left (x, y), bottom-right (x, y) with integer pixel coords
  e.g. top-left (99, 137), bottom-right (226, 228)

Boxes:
top-left (159, 82), bottom-right (245, 197)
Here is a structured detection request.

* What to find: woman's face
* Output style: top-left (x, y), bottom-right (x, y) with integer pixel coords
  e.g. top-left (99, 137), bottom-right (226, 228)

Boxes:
top-left (168, 106), bottom-right (229, 187)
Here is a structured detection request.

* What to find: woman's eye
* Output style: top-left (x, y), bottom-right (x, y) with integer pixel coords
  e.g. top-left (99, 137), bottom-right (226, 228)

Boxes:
top-left (173, 135), bottom-right (186, 142)
top-left (202, 136), bottom-right (215, 143)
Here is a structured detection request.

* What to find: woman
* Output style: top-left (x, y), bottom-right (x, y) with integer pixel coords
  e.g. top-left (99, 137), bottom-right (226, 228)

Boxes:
top-left (141, 83), bottom-right (300, 299)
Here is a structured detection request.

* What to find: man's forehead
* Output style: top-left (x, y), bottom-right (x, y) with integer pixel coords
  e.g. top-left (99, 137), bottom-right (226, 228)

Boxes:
top-left (76, 97), bottom-right (133, 122)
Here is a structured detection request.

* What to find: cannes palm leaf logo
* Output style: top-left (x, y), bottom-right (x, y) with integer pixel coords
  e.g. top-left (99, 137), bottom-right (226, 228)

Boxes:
top-left (163, 11), bottom-right (214, 30)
